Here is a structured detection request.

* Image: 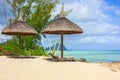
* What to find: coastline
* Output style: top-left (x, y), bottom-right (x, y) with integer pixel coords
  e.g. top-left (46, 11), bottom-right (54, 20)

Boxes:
top-left (100, 62), bottom-right (120, 72)
top-left (0, 56), bottom-right (120, 80)
top-left (55, 50), bottom-right (120, 62)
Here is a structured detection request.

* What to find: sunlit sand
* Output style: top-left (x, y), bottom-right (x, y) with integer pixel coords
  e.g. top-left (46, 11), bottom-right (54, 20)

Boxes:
top-left (0, 56), bottom-right (120, 80)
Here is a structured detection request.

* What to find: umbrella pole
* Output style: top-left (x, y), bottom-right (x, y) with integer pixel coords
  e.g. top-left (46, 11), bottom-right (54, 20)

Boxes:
top-left (61, 33), bottom-right (64, 59)
top-left (19, 36), bottom-right (21, 56)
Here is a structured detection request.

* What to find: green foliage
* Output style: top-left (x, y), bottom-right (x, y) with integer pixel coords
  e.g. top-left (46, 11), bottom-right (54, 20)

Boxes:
top-left (23, 47), bottom-right (48, 56)
top-left (1, 37), bottom-right (48, 56)
top-left (49, 40), bottom-right (60, 55)
top-left (6, 0), bottom-right (58, 38)
top-left (6, 0), bottom-right (58, 33)
top-left (50, 41), bottom-right (57, 55)
top-left (1, 37), bottom-right (19, 55)
top-left (5, 0), bottom-right (58, 56)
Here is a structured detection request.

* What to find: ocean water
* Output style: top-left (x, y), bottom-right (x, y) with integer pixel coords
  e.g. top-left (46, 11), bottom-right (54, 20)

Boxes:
top-left (55, 50), bottom-right (120, 62)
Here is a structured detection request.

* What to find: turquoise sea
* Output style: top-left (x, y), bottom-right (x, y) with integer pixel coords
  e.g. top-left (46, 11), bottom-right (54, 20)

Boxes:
top-left (55, 50), bottom-right (120, 62)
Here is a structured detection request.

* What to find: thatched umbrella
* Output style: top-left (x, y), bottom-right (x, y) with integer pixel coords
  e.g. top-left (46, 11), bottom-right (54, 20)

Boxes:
top-left (1, 11), bottom-right (38, 55)
top-left (42, 3), bottom-right (83, 59)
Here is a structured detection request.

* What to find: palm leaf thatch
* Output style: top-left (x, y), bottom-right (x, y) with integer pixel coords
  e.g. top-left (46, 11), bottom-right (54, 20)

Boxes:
top-left (42, 3), bottom-right (83, 59)
top-left (2, 11), bottom-right (38, 35)
top-left (1, 10), bottom-right (38, 56)
top-left (41, 17), bottom-right (83, 34)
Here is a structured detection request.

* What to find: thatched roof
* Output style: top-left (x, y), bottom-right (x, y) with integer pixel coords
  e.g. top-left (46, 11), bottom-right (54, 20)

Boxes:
top-left (41, 3), bottom-right (83, 34)
top-left (2, 11), bottom-right (38, 36)
top-left (42, 17), bottom-right (83, 34)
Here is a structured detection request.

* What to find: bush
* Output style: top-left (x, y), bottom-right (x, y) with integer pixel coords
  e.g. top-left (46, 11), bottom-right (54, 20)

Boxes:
top-left (23, 47), bottom-right (48, 56)
top-left (32, 49), bottom-right (48, 56)
top-left (4, 52), bottom-right (11, 56)
top-left (0, 47), bottom-right (2, 52)
top-left (1, 37), bottom-right (48, 56)
top-left (1, 38), bottom-right (19, 55)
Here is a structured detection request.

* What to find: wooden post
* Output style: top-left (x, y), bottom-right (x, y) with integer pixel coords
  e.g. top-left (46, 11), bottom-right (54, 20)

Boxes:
top-left (19, 36), bottom-right (21, 56)
top-left (61, 33), bottom-right (64, 59)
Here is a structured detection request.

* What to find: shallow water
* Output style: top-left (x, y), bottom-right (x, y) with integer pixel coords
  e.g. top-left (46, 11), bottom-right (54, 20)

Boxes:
top-left (54, 50), bottom-right (120, 62)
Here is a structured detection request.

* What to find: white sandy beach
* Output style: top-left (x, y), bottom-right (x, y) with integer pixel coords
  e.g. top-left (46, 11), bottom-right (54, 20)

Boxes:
top-left (0, 56), bottom-right (120, 80)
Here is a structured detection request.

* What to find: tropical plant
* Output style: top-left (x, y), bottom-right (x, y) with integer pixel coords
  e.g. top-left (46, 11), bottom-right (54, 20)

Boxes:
top-left (1, 37), bottom-right (19, 55)
top-left (1, 37), bottom-right (48, 56)
top-left (49, 40), bottom-right (60, 55)
top-left (3, 0), bottom-right (58, 56)
top-left (0, 48), bottom-right (2, 52)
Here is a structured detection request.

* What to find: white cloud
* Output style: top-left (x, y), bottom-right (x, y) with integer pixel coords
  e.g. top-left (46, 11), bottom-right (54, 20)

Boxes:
top-left (103, 3), bottom-right (120, 16)
top-left (44, 0), bottom-right (120, 49)
top-left (78, 36), bottom-right (120, 44)
top-left (115, 8), bottom-right (120, 16)
top-left (79, 37), bottom-right (93, 43)
top-left (53, 0), bottom-right (120, 36)
top-left (65, 0), bottom-right (110, 22)
top-left (81, 22), bottom-right (120, 35)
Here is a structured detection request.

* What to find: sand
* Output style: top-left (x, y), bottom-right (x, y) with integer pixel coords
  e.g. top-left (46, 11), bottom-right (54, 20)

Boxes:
top-left (100, 62), bottom-right (120, 72)
top-left (0, 56), bottom-right (120, 80)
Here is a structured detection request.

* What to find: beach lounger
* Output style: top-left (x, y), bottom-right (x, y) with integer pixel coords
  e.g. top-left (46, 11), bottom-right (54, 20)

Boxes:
top-left (48, 53), bottom-right (76, 61)
top-left (48, 53), bottom-right (87, 62)
top-left (48, 53), bottom-right (59, 60)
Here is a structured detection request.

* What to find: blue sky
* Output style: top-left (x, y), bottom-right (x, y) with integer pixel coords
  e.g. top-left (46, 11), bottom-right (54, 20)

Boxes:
top-left (0, 0), bottom-right (120, 50)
